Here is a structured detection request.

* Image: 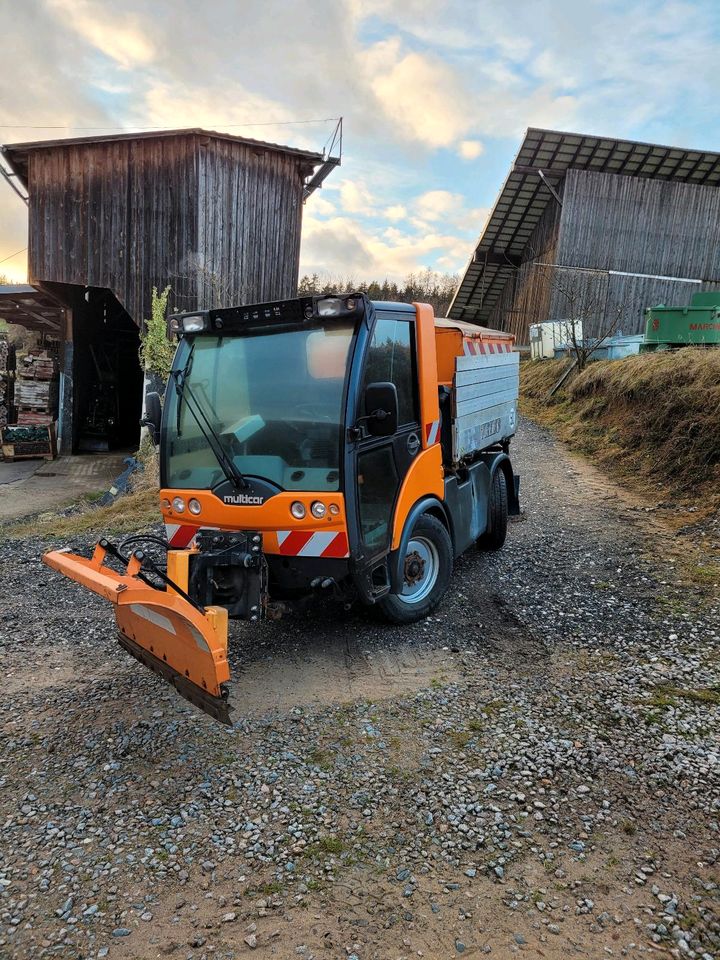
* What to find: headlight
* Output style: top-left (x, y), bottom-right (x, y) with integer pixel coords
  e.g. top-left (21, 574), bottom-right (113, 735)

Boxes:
top-left (181, 314), bottom-right (207, 333)
top-left (311, 501), bottom-right (326, 519)
top-left (290, 501), bottom-right (306, 519)
top-left (188, 498), bottom-right (202, 515)
top-left (316, 297), bottom-right (343, 317)
top-left (172, 496), bottom-right (186, 513)
top-left (161, 497), bottom-right (171, 509)
top-left (329, 503), bottom-right (340, 516)
top-left (168, 313), bottom-right (208, 334)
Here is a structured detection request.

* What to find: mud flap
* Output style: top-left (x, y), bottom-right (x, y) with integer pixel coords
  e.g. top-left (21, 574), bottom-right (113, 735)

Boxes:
top-left (43, 544), bottom-right (232, 724)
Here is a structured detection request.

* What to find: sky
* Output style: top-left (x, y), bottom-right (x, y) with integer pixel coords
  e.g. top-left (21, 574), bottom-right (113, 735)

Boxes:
top-left (1, 0), bottom-right (720, 285)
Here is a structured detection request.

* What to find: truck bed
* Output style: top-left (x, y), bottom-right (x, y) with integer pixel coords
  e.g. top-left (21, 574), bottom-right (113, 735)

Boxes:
top-left (451, 349), bottom-right (519, 461)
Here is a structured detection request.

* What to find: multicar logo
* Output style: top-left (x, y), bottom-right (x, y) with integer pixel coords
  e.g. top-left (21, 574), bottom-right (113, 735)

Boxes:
top-left (223, 493), bottom-right (265, 505)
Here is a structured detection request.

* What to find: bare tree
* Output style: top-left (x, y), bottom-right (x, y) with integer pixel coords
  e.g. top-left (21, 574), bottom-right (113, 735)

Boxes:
top-left (550, 267), bottom-right (623, 371)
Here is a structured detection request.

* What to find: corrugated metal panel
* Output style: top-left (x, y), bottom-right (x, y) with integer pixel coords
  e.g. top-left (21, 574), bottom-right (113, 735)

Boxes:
top-left (452, 352), bottom-right (519, 460)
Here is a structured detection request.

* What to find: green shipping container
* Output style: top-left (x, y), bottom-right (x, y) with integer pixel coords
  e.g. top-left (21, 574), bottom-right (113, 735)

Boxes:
top-left (642, 291), bottom-right (720, 351)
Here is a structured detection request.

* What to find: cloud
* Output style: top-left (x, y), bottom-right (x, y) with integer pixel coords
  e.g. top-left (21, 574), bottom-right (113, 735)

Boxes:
top-left (458, 140), bottom-right (484, 160)
top-left (413, 190), bottom-right (489, 232)
top-left (46, 0), bottom-right (156, 68)
top-left (305, 193), bottom-right (336, 216)
top-left (366, 38), bottom-right (475, 148)
top-left (338, 179), bottom-right (377, 215)
top-left (415, 190), bottom-right (459, 221)
top-left (384, 204), bottom-right (407, 221)
top-left (137, 80), bottom-right (309, 146)
top-left (300, 208), bottom-right (474, 281)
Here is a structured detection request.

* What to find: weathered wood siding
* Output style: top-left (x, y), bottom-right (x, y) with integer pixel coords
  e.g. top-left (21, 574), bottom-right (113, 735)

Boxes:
top-left (27, 134), bottom-right (308, 325)
top-left (493, 168), bottom-right (720, 342)
top-left (558, 168), bottom-right (720, 277)
top-left (197, 138), bottom-right (305, 307)
top-left (487, 190), bottom-right (562, 341)
top-left (549, 169), bottom-right (720, 337)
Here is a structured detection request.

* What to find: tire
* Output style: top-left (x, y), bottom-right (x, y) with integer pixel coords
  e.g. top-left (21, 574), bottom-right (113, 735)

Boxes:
top-left (477, 468), bottom-right (508, 552)
top-left (378, 513), bottom-right (453, 624)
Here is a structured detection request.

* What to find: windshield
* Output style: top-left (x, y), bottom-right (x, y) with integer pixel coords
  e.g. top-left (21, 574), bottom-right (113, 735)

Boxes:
top-left (164, 323), bottom-right (355, 492)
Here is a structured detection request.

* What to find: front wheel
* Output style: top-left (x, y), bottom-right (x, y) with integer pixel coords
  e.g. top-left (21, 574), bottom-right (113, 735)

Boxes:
top-left (377, 514), bottom-right (453, 624)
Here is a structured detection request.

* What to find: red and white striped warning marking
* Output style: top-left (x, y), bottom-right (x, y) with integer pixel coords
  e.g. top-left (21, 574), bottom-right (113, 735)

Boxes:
top-left (276, 530), bottom-right (349, 558)
top-left (425, 419), bottom-right (440, 444)
top-left (463, 340), bottom-right (512, 356)
top-left (164, 523), bottom-right (198, 548)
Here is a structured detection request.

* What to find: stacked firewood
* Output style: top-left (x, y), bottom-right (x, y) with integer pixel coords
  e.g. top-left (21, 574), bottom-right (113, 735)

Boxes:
top-left (15, 349), bottom-right (59, 426)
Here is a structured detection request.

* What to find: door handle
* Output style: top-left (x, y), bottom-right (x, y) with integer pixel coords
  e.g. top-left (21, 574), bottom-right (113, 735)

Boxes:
top-left (406, 433), bottom-right (420, 456)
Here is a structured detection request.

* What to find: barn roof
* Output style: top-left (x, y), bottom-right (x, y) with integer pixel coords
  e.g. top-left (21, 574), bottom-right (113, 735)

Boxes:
top-left (2, 127), bottom-right (326, 188)
top-left (449, 128), bottom-right (720, 324)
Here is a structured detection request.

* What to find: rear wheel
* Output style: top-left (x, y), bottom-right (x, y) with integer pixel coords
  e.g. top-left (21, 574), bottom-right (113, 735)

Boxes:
top-left (378, 514), bottom-right (452, 624)
top-left (477, 468), bottom-right (508, 551)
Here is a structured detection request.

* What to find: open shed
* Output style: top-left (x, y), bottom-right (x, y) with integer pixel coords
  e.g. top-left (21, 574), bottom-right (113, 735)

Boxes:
top-left (1, 128), bottom-right (336, 453)
top-left (449, 128), bottom-right (720, 344)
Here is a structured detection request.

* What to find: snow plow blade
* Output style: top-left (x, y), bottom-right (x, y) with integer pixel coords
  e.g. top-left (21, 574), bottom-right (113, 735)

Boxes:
top-left (42, 541), bottom-right (232, 724)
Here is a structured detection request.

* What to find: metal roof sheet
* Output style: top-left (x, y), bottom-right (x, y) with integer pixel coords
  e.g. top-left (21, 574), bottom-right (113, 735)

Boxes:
top-left (2, 127), bottom-right (325, 188)
top-left (449, 128), bottom-right (720, 324)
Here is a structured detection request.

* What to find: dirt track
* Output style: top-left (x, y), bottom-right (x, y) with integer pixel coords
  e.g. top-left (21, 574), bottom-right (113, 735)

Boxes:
top-left (0, 418), bottom-right (718, 959)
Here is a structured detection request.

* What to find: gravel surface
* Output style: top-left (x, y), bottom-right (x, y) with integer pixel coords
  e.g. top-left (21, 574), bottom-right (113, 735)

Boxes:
top-left (0, 418), bottom-right (718, 959)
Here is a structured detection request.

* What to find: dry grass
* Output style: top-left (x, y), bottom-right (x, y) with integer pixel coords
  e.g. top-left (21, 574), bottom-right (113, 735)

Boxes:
top-left (520, 349), bottom-right (720, 517)
top-left (7, 487), bottom-right (159, 539)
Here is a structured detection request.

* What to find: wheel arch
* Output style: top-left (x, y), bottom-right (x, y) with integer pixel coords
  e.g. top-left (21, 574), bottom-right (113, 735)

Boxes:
top-left (480, 450), bottom-right (520, 517)
top-left (388, 495), bottom-right (451, 593)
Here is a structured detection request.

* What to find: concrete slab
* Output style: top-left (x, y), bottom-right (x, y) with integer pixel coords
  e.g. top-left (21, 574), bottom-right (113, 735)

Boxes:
top-left (0, 453), bottom-right (128, 524)
top-left (0, 460), bottom-right (41, 485)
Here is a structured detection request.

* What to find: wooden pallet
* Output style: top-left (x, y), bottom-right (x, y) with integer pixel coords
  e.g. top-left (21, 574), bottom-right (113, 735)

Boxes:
top-left (2, 423), bottom-right (57, 462)
top-left (1, 447), bottom-right (55, 462)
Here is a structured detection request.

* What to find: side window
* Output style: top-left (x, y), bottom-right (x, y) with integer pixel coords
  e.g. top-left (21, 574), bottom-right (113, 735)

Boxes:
top-left (361, 318), bottom-right (418, 426)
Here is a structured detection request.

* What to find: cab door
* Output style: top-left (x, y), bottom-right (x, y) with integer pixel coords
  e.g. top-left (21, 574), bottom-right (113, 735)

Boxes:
top-left (354, 313), bottom-right (421, 561)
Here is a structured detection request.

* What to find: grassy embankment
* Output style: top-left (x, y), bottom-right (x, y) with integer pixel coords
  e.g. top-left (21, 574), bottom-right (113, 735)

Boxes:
top-left (520, 349), bottom-right (720, 524)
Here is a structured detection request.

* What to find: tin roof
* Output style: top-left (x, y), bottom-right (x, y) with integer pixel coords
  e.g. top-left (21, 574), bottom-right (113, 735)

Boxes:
top-left (2, 127), bottom-right (325, 188)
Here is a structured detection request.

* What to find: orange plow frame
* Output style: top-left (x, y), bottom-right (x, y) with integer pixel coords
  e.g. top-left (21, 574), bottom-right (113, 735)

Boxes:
top-left (43, 543), bottom-right (232, 723)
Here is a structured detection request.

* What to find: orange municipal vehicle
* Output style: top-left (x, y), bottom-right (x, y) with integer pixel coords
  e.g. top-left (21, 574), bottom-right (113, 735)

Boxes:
top-left (44, 294), bottom-right (520, 722)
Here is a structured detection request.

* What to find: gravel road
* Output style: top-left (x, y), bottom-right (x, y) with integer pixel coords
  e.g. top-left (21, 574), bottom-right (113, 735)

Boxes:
top-left (0, 418), bottom-right (718, 960)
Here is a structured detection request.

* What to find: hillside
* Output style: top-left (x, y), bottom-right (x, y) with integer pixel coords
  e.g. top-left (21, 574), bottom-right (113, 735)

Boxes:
top-left (520, 349), bottom-right (720, 525)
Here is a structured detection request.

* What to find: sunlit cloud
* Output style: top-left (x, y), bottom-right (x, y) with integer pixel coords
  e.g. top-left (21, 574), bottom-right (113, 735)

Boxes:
top-left (46, 0), bottom-right (156, 69)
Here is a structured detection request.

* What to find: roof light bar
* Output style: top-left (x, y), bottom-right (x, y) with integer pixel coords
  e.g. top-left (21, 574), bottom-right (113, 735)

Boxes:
top-left (169, 294), bottom-right (366, 337)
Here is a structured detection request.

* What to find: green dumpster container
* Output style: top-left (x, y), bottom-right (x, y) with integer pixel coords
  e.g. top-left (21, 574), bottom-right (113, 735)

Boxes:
top-left (642, 291), bottom-right (720, 351)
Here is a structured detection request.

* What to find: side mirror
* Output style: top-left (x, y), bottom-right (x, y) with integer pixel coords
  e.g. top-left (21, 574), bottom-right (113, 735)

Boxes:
top-left (141, 391), bottom-right (162, 445)
top-left (364, 381), bottom-right (398, 437)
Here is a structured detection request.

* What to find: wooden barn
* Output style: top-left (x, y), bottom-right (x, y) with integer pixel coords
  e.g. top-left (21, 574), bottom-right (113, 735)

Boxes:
top-left (449, 128), bottom-right (720, 344)
top-left (1, 128), bottom-right (337, 453)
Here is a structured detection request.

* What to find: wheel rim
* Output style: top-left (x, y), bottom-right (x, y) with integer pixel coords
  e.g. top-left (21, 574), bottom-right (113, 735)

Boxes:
top-left (399, 535), bottom-right (439, 605)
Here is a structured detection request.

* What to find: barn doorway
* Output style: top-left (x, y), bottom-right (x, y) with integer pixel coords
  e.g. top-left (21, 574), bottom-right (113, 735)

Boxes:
top-left (72, 288), bottom-right (143, 453)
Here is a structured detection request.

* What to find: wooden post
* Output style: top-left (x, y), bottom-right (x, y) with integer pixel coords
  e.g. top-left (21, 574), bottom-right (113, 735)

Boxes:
top-left (58, 306), bottom-right (73, 455)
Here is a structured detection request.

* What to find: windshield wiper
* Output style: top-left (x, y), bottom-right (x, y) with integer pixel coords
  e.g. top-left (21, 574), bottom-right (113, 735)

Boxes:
top-left (172, 351), bottom-right (248, 491)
